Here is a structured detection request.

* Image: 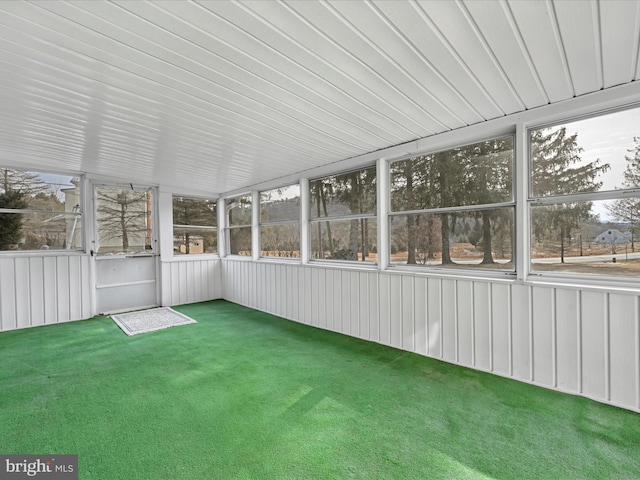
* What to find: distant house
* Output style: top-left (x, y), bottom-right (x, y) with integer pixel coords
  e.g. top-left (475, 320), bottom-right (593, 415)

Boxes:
top-left (594, 229), bottom-right (632, 244)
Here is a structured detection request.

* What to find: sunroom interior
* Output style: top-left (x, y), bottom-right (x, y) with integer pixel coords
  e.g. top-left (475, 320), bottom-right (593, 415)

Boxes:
top-left (2, 0), bottom-right (640, 427)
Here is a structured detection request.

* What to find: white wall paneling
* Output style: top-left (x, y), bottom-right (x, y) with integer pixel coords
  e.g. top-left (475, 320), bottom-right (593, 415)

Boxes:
top-left (222, 258), bottom-right (640, 413)
top-left (0, 254), bottom-right (91, 331)
top-left (160, 258), bottom-right (222, 307)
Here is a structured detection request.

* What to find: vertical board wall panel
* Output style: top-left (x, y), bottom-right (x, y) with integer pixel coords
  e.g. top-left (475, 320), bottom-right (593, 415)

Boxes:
top-left (266, 263), bottom-right (274, 312)
top-left (218, 260), bottom-right (640, 412)
top-left (56, 257), bottom-right (70, 323)
top-left (608, 294), bottom-right (637, 407)
top-left (43, 256), bottom-right (58, 324)
top-left (401, 275), bottom-right (415, 351)
top-left (414, 276), bottom-right (427, 355)
top-left (339, 270), bottom-right (350, 333)
top-left (368, 272), bottom-right (379, 343)
top-left (0, 258), bottom-right (17, 330)
top-left (358, 272), bottom-right (370, 340)
top-left (15, 257), bottom-right (30, 328)
top-left (349, 271), bottom-right (360, 337)
top-left (170, 263), bottom-right (180, 304)
top-left (441, 279), bottom-right (457, 362)
top-left (511, 283), bottom-right (531, 381)
top-left (258, 262), bottom-right (267, 311)
top-left (309, 267), bottom-right (318, 324)
top-left (29, 257), bottom-right (44, 327)
top-left (389, 275), bottom-right (403, 348)
top-left (275, 264), bottom-right (283, 317)
top-left (304, 267), bottom-right (313, 325)
top-left (456, 280), bottom-right (473, 367)
top-left (0, 254), bottom-right (92, 331)
top-left (555, 289), bottom-right (579, 393)
top-left (179, 262), bottom-right (188, 305)
top-left (318, 268), bottom-right (326, 329)
top-left (581, 291), bottom-right (607, 400)
top-left (162, 259), bottom-right (223, 307)
top-left (287, 265), bottom-right (293, 317)
top-left (332, 269), bottom-right (343, 334)
top-left (378, 274), bottom-right (391, 345)
top-left (186, 262), bottom-right (196, 304)
top-left (80, 256), bottom-right (91, 319)
top-left (491, 283), bottom-right (510, 375)
top-left (473, 282), bottom-right (491, 371)
top-left (532, 287), bottom-right (554, 387)
top-left (427, 277), bottom-right (442, 358)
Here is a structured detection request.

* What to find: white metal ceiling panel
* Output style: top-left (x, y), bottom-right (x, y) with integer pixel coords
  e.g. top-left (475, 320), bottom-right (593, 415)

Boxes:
top-left (508, 0), bottom-right (574, 103)
top-left (0, 0), bottom-right (638, 195)
top-left (462, 0), bottom-right (548, 109)
top-left (420, 0), bottom-right (526, 115)
top-left (374, 1), bottom-right (504, 121)
top-left (553, 0), bottom-right (602, 96)
top-left (599, 0), bottom-right (640, 88)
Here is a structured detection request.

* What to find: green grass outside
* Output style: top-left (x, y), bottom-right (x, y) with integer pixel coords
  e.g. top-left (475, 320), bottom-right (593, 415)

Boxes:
top-left (1, 300), bottom-right (639, 479)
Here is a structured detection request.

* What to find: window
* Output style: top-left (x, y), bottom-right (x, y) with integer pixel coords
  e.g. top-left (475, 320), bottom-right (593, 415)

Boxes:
top-left (172, 196), bottom-right (217, 255)
top-left (0, 168), bottom-right (82, 251)
top-left (310, 166), bottom-right (377, 262)
top-left (529, 107), bottom-right (640, 277)
top-left (260, 184), bottom-right (300, 258)
top-left (389, 136), bottom-right (515, 270)
top-left (226, 194), bottom-right (252, 256)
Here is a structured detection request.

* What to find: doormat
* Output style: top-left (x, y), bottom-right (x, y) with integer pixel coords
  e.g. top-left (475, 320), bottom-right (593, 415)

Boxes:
top-left (111, 307), bottom-right (197, 336)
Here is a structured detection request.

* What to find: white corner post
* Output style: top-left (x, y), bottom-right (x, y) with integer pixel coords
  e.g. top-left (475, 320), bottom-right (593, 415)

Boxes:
top-left (515, 121), bottom-right (530, 282)
top-left (300, 177), bottom-right (310, 264)
top-left (377, 157), bottom-right (389, 271)
top-left (252, 190), bottom-right (260, 261)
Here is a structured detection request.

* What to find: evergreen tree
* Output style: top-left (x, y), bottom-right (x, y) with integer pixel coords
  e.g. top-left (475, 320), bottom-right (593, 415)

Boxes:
top-left (173, 197), bottom-right (216, 254)
top-left (461, 137), bottom-right (513, 264)
top-left (608, 136), bottom-right (640, 251)
top-left (531, 127), bottom-right (609, 262)
top-left (0, 169), bottom-right (49, 249)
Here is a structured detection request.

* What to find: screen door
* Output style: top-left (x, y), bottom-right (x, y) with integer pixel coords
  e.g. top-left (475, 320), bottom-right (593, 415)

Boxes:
top-left (93, 184), bottom-right (158, 314)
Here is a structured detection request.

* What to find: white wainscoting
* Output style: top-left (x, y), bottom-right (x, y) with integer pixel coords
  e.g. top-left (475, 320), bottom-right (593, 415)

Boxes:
top-left (161, 258), bottom-right (223, 307)
top-left (222, 258), bottom-right (640, 413)
top-left (0, 254), bottom-right (91, 331)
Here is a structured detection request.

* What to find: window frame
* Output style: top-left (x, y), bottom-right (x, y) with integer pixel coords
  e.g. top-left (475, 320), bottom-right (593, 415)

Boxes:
top-left (527, 104), bottom-right (640, 282)
top-left (224, 193), bottom-right (253, 257)
top-left (258, 183), bottom-right (301, 261)
top-left (387, 134), bottom-right (517, 275)
top-left (309, 165), bottom-right (378, 265)
top-left (0, 167), bottom-right (84, 254)
top-left (171, 195), bottom-right (218, 257)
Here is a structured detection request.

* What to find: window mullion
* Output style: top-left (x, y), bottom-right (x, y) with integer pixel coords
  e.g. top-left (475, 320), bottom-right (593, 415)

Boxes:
top-left (516, 121), bottom-right (530, 281)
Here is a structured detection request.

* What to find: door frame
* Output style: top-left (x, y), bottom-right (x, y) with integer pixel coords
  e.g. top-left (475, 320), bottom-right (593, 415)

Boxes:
top-left (89, 181), bottom-right (161, 314)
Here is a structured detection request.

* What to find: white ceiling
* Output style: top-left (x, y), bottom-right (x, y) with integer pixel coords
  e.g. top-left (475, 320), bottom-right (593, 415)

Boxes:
top-left (0, 0), bottom-right (639, 196)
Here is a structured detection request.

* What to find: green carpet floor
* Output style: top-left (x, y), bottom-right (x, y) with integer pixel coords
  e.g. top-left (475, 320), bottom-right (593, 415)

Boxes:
top-left (1, 300), bottom-right (639, 479)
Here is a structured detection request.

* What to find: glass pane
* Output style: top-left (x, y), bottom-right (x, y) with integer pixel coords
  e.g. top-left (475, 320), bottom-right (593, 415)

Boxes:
top-left (260, 184), bottom-right (300, 222)
top-left (531, 198), bottom-right (640, 276)
top-left (173, 197), bottom-right (216, 226)
top-left (310, 166), bottom-right (376, 218)
top-left (0, 169), bottom-right (80, 209)
top-left (0, 212), bottom-right (82, 251)
top-left (260, 224), bottom-right (300, 258)
top-left (173, 227), bottom-right (217, 255)
top-left (390, 208), bottom-right (514, 269)
top-left (228, 226), bottom-right (252, 256)
top-left (95, 187), bottom-right (153, 255)
top-left (529, 107), bottom-right (640, 197)
top-left (227, 195), bottom-right (252, 226)
top-left (390, 136), bottom-right (513, 212)
top-left (311, 218), bottom-right (377, 262)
